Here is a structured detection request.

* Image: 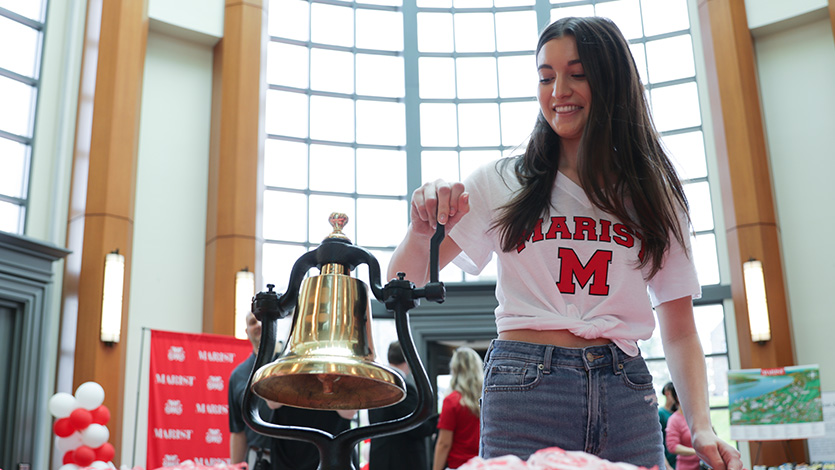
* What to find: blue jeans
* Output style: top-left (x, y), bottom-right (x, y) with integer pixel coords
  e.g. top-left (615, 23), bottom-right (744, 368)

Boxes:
top-left (480, 340), bottom-right (666, 468)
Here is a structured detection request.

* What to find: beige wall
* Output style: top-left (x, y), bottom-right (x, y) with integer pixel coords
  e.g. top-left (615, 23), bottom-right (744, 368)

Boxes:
top-left (752, 14), bottom-right (835, 392)
top-left (120, 28), bottom-right (216, 464)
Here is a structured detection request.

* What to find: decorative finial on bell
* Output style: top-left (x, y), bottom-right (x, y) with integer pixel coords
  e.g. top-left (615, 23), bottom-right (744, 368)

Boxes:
top-left (327, 212), bottom-right (351, 242)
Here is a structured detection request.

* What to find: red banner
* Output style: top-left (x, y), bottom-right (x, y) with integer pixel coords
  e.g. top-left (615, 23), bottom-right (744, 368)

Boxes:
top-left (147, 329), bottom-right (253, 468)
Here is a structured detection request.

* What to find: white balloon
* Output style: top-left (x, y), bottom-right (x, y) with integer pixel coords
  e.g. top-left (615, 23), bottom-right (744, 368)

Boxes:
top-left (49, 393), bottom-right (78, 418)
top-left (89, 461), bottom-right (111, 469)
top-left (56, 432), bottom-right (83, 453)
top-left (80, 423), bottom-right (110, 448)
top-left (75, 382), bottom-right (105, 410)
top-left (59, 465), bottom-right (80, 470)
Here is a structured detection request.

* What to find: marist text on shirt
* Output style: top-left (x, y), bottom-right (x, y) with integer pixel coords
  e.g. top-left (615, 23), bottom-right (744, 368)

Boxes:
top-left (515, 216), bottom-right (647, 297)
top-left (516, 216), bottom-right (645, 261)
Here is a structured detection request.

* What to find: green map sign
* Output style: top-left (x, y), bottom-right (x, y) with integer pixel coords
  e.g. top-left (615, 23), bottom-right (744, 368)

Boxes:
top-left (729, 364), bottom-right (824, 441)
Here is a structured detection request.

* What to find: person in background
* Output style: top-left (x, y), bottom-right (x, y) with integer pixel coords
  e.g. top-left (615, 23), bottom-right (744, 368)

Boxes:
top-left (386, 16), bottom-right (742, 470)
top-left (228, 312), bottom-right (274, 469)
top-left (659, 382), bottom-right (679, 470)
top-left (266, 401), bottom-right (357, 470)
top-left (433, 347), bottom-right (484, 470)
top-left (666, 384), bottom-right (701, 470)
top-left (369, 341), bottom-right (439, 470)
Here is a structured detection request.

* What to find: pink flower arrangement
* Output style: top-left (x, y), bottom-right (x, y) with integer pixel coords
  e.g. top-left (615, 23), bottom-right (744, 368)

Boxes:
top-left (458, 447), bottom-right (658, 470)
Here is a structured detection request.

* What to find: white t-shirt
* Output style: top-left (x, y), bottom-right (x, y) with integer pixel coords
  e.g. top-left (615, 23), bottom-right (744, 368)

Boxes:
top-left (448, 160), bottom-right (701, 356)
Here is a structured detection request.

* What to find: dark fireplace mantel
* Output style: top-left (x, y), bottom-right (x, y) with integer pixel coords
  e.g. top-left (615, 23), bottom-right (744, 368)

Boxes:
top-left (0, 231), bottom-right (69, 470)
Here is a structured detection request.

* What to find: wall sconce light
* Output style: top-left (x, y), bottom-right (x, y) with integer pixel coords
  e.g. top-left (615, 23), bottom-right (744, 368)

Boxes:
top-left (743, 258), bottom-right (771, 343)
top-left (101, 250), bottom-right (126, 343)
top-left (235, 268), bottom-right (255, 340)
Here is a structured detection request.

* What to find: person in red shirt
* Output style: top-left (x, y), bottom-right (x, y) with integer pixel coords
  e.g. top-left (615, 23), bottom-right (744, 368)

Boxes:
top-left (666, 385), bottom-right (701, 470)
top-left (433, 347), bottom-right (484, 470)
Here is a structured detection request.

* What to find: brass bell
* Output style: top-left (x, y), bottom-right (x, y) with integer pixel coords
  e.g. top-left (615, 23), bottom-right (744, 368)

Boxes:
top-left (251, 213), bottom-right (406, 409)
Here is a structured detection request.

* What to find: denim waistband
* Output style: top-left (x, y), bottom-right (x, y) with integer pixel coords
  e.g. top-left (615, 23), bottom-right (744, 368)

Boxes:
top-left (484, 339), bottom-right (639, 373)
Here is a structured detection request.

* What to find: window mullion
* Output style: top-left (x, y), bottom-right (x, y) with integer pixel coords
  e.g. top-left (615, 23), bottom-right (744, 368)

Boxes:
top-left (403, 0), bottom-right (422, 213)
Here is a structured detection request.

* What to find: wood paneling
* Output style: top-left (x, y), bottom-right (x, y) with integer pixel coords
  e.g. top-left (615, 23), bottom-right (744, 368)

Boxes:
top-left (697, 0), bottom-right (802, 464)
top-left (61, 0), bottom-right (148, 465)
top-left (204, 0), bottom-right (266, 335)
top-left (830, 0), bottom-right (835, 39)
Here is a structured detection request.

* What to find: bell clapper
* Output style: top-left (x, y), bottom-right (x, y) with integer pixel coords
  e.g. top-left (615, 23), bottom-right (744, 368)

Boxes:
top-left (318, 374), bottom-right (342, 394)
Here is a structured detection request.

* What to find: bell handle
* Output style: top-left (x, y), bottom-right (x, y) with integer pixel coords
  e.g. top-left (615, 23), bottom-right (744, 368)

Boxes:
top-left (429, 222), bottom-right (444, 283)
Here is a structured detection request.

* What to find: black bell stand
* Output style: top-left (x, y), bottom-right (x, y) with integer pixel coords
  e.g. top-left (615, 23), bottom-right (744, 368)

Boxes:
top-left (242, 224), bottom-right (446, 470)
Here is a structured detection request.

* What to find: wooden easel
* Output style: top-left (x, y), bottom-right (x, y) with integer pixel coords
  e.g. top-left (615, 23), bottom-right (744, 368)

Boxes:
top-left (751, 440), bottom-right (799, 466)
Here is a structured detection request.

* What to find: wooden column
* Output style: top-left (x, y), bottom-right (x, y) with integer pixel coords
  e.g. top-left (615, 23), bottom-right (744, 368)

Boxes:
top-left (61, 0), bottom-right (148, 465)
top-left (697, 0), bottom-right (803, 465)
top-left (204, 0), bottom-right (267, 335)
top-left (829, 0), bottom-right (835, 36)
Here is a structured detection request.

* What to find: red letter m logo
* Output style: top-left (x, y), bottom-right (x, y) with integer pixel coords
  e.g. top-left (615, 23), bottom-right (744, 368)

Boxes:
top-left (556, 248), bottom-right (612, 296)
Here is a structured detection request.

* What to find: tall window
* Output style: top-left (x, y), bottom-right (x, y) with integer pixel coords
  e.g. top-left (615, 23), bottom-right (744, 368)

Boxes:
top-left (416, 0), bottom-right (540, 282)
top-left (264, 0), bottom-right (732, 442)
top-left (263, 0), bottom-right (409, 291)
top-left (0, 0), bottom-right (48, 234)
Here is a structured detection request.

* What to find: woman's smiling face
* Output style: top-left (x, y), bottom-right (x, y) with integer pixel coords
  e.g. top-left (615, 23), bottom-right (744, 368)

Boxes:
top-left (536, 35), bottom-right (592, 145)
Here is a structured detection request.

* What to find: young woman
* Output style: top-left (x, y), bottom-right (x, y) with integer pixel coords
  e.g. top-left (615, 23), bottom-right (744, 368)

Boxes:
top-left (667, 384), bottom-right (702, 470)
top-left (387, 16), bottom-right (742, 470)
top-left (433, 347), bottom-right (484, 470)
top-left (660, 381), bottom-right (681, 469)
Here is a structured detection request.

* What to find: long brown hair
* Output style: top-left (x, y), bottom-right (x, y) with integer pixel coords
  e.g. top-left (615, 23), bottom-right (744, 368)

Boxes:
top-left (491, 16), bottom-right (689, 278)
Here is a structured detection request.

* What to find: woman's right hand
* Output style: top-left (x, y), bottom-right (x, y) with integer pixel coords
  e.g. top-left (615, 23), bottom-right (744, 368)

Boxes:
top-left (410, 179), bottom-right (469, 237)
top-left (387, 179), bottom-right (468, 283)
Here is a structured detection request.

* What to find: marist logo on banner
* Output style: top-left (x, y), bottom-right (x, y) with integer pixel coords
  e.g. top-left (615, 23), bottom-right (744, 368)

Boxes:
top-left (206, 375), bottom-right (224, 391)
top-left (206, 428), bottom-right (223, 444)
top-left (164, 400), bottom-right (183, 415)
top-left (148, 330), bottom-right (251, 466)
top-left (168, 346), bottom-right (186, 362)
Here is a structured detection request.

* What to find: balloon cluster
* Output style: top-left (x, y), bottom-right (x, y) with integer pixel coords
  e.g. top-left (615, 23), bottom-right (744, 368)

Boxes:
top-left (49, 382), bottom-right (116, 469)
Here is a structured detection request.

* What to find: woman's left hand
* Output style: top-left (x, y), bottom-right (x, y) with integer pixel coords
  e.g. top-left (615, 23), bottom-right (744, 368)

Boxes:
top-left (691, 428), bottom-right (743, 470)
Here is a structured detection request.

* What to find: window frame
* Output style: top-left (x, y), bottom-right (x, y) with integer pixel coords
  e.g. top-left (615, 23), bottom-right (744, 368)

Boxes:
top-left (0, 2), bottom-right (48, 235)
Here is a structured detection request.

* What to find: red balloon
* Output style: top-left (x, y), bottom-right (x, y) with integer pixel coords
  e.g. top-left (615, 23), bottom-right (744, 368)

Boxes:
top-left (95, 442), bottom-right (115, 462)
top-left (91, 405), bottom-right (111, 425)
top-left (54, 417), bottom-right (74, 438)
top-left (69, 408), bottom-right (93, 431)
top-left (62, 450), bottom-right (75, 465)
top-left (74, 445), bottom-right (96, 467)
